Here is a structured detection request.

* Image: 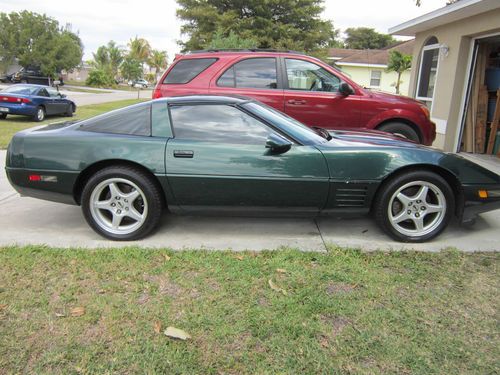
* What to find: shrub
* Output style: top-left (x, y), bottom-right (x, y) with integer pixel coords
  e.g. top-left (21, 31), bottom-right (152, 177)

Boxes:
top-left (86, 69), bottom-right (115, 88)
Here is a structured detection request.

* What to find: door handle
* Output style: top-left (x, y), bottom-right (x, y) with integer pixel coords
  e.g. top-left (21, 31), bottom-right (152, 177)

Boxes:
top-left (173, 150), bottom-right (194, 158)
top-left (287, 99), bottom-right (306, 105)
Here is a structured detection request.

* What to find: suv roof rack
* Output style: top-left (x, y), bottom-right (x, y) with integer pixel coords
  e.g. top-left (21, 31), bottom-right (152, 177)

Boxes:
top-left (187, 48), bottom-right (305, 55)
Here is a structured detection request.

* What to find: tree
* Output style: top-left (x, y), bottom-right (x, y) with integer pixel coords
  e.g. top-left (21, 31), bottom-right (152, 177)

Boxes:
top-left (91, 41), bottom-right (124, 79)
top-left (0, 11), bottom-right (83, 76)
top-left (120, 56), bottom-right (142, 81)
top-left (175, 0), bottom-right (338, 53)
top-left (344, 27), bottom-right (396, 49)
top-left (386, 50), bottom-right (412, 95)
top-left (206, 29), bottom-right (259, 50)
top-left (128, 36), bottom-right (151, 68)
top-left (148, 49), bottom-right (168, 83)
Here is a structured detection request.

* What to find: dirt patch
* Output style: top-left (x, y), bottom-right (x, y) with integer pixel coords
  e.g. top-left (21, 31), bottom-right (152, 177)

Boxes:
top-left (325, 282), bottom-right (356, 296)
top-left (144, 274), bottom-right (184, 298)
top-left (320, 314), bottom-right (352, 338)
top-left (137, 292), bottom-right (150, 305)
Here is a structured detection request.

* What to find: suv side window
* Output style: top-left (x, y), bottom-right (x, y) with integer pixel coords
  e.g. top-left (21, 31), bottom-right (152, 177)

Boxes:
top-left (170, 104), bottom-right (272, 144)
top-left (217, 58), bottom-right (278, 89)
top-left (285, 58), bottom-right (341, 92)
top-left (164, 58), bottom-right (217, 84)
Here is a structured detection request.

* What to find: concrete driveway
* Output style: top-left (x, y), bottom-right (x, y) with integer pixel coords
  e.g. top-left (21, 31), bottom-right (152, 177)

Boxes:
top-left (1, 150), bottom-right (499, 252)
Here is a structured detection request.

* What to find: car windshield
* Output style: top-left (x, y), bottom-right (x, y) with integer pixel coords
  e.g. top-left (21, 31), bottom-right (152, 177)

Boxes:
top-left (2, 85), bottom-right (39, 95)
top-left (241, 101), bottom-right (327, 145)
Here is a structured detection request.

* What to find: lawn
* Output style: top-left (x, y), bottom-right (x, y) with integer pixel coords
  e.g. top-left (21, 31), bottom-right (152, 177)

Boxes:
top-left (0, 99), bottom-right (146, 149)
top-left (0, 246), bottom-right (498, 374)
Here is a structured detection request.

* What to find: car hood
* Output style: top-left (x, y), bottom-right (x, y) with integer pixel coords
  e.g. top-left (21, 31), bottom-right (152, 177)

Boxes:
top-left (327, 129), bottom-right (422, 148)
top-left (366, 89), bottom-right (422, 105)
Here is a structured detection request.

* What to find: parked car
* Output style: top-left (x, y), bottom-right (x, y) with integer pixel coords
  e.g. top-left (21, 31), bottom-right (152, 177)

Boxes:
top-left (153, 49), bottom-right (436, 145)
top-left (6, 96), bottom-right (500, 242)
top-left (128, 79), bottom-right (149, 88)
top-left (0, 84), bottom-right (76, 122)
top-left (11, 67), bottom-right (64, 86)
top-left (0, 73), bottom-right (14, 83)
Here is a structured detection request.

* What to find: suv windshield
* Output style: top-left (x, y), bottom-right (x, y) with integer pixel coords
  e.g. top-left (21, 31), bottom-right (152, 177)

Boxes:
top-left (241, 101), bottom-right (327, 145)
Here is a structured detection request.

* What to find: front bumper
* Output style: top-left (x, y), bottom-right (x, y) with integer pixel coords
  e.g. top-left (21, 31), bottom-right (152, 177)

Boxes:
top-left (460, 184), bottom-right (500, 223)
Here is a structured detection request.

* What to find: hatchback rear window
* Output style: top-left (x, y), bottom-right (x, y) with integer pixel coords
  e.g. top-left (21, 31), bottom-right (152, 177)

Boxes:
top-left (163, 58), bottom-right (217, 84)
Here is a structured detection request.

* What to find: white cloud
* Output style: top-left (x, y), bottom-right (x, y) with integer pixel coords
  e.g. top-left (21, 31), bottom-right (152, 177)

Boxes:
top-left (0, 0), bottom-right (448, 60)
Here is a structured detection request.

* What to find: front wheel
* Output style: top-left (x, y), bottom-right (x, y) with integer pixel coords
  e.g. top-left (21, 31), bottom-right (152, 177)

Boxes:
top-left (81, 166), bottom-right (163, 240)
top-left (374, 171), bottom-right (454, 242)
top-left (378, 122), bottom-right (420, 143)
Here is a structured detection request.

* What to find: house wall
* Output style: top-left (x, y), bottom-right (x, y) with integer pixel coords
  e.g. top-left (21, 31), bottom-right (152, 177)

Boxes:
top-left (338, 65), bottom-right (412, 96)
top-left (408, 8), bottom-right (500, 151)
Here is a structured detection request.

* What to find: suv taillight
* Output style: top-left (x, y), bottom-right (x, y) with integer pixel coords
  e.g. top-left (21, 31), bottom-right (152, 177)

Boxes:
top-left (152, 87), bottom-right (162, 99)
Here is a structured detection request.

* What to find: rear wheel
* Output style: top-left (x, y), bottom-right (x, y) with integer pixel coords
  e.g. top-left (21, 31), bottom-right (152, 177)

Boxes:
top-left (374, 170), bottom-right (454, 242)
top-left (0, 113), bottom-right (6, 120)
top-left (378, 122), bottom-right (420, 143)
top-left (81, 166), bottom-right (163, 240)
top-left (33, 106), bottom-right (45, 122)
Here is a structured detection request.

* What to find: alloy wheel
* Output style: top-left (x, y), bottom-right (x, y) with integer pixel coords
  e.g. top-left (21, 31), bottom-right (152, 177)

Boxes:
top-left (89, 177), bottom-right (148, 235)
top-left (387, 180), bottom-right (446, 238)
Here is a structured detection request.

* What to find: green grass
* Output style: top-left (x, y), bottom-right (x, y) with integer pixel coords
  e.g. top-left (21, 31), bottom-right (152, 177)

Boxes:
top-left (0, 246), bottom-right (498, 374)
top-left (0, 99), bottom-right (146, 149)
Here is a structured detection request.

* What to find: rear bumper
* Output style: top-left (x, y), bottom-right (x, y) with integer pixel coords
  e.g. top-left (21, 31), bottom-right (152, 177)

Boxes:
top-left (0, 103), bottom-right (37, 116)
top-left (5, 167), bottom-right (79, 205)
top-left (421, 118), bottom-right (436, 146)
top-left (460, 184), bottom-right (500, 223)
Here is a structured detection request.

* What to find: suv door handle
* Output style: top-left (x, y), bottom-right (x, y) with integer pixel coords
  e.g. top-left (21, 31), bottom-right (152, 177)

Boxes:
top-left (173, 150), bottom-right (194, 158)
top-left (287, 99), bottom-right (306, 105)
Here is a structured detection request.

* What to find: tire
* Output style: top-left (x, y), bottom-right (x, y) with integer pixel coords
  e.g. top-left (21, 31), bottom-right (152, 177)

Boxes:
top-left (374, 170), bottom-right (454, 242)
top-left (378, 122), bottom-right (420, 143)
top-left (81, 166), bottom-right (163, 240)
top-left (33, 106), bottom-right (45, 122)
top-left (65, 104), bottom-right (74, 117)
top-left (0, 113), bottom-right (6, 120)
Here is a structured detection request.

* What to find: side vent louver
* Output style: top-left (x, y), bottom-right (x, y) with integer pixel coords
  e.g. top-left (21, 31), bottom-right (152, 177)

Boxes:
top-left (334, 184), bottom-right (368, 207)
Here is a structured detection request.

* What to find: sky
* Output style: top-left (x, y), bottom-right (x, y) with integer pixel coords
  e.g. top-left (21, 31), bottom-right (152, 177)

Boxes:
top-left (0, 0), bottom-right (448, 61)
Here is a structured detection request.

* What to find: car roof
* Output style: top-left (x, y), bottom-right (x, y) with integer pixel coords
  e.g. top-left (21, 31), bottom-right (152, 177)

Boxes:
top-left (162, 95), bottom-right (252, 105)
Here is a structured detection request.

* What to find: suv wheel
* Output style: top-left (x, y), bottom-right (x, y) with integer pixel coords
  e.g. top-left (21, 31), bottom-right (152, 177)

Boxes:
top-left (378, 122), bottom-right (420, 143)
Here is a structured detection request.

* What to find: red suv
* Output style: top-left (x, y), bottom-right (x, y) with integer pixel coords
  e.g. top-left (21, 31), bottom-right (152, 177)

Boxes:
top-left (153, 50), bottom-right (436, 145)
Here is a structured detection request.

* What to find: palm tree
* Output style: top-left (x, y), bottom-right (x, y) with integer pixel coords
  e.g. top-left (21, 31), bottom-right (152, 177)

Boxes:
top-left (148, 50), bottom-right (168, 83)
top-left (386, 50), bottom-right (412, 95)
top-left (107, 41), bottom-right (124, 79)
top-left (128, 36), bottom-right (151, 69)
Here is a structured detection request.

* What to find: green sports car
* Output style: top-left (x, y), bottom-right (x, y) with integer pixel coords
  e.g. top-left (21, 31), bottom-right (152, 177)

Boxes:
top-left (5, 96), bottom-right (500, 242)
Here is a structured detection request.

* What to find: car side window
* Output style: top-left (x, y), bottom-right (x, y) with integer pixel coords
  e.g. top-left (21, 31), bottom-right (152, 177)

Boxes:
top-left (285, 58), bottom-right (341, 92)
top-left (217, 58), bottom-right (278, 89)
top-left (170, 104), bottom-right (272, 144)
top-left (47, 88), bottom-right (60, 98)
top-left (38, 88), bottom-right (49, 97)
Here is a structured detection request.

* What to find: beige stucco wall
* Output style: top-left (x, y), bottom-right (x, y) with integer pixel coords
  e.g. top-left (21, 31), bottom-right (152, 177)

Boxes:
top-left (407, 8), bottom-right (500, 151)
top-left (339, 65), bottom-right (411, 96)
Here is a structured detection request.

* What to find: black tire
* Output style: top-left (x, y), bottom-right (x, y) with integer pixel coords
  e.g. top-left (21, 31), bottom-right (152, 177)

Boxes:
top-left (81, 166), bottom-right (163, 240)
top-left (378, 122), bottom-right (421, 143)
top-left (65, 104), bottom-right (74, 117)
top-left (374, 170), bottom-right (455, 242)
top-left (33, 106), bottom-right (45, 122)
top-left (0, 113), bottom-right (7, 120)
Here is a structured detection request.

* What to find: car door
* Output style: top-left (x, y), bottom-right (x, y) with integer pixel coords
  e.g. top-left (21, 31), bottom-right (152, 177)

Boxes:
top-left (47, 87), bottom-right (67, 114)
top-left (283, 58), bottom-right (361, 129)
top-left (209, 57), bottom-right (285, 112)
top-left (165, 103), bottom-right (329, 214)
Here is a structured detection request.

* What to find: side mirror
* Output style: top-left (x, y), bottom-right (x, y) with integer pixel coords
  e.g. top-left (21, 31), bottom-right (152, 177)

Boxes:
top-left (265, 133), bottom-right (292, 154)
top-left (339, 82), bottom-right (354, 96)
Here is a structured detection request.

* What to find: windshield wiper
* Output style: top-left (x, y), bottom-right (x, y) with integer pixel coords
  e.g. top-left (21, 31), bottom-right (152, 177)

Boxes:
top-left (312, 126), bottom-right (332, 141)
